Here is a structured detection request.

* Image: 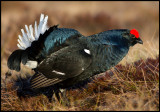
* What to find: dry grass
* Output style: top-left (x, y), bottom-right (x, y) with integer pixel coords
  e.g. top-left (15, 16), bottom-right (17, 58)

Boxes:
top-left (1, 57), bottom-right (159, 111)
top-left (1, 1), bottom-right (159, 111)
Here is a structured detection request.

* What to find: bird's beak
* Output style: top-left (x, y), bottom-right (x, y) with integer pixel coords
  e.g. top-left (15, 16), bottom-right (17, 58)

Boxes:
top-left (136, 38), bottom-right (143, 44)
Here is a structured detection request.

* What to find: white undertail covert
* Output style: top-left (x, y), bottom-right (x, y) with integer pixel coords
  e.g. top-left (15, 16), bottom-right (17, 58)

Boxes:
top-left (17, 14), bottom-right (49, 50)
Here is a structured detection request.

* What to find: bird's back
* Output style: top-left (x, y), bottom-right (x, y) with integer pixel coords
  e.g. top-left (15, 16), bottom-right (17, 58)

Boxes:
top-left (28, 26), bottom-right (82, 62)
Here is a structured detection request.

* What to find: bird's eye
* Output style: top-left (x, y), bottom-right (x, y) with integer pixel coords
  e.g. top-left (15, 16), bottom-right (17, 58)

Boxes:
top-left (130, 34), bottom-right (135, 38)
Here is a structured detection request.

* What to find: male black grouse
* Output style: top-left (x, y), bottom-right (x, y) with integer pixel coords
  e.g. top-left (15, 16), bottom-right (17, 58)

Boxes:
top-left (7, 14), bottom-right (143, 100)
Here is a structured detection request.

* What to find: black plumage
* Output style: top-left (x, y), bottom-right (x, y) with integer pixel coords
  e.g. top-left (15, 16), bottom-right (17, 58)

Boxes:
top-left (7, 17), bottom-right (143, 101)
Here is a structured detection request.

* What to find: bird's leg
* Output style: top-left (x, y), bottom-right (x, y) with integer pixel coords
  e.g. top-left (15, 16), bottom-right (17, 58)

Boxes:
top-left (46, 92), bottom-right (54, 102)
top-left (42, 89), bottom-right (54, 102)
top-left (52, 89), bottom-right (70, 106)
top-left (59, 89), bottom-right (70, 106)
top-left (55, 90), bottom-right (61, 102)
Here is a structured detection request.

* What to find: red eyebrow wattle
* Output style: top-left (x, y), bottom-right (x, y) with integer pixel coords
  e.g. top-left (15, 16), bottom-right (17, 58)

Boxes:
top-left (130, 29), bottom-right (139, 38)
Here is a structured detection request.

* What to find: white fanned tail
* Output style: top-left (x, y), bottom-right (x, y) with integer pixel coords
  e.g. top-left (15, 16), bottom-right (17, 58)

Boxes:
top-left (17, 14), bottom-right (49, 50)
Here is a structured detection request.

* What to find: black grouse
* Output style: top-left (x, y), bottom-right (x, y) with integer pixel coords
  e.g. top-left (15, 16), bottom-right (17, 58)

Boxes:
top-left (7, 14), bottom-right (143, 101)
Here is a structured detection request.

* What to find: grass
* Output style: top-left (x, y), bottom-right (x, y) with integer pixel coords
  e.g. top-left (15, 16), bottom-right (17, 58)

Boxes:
top-left (1, 56), bottom-right (159, 111)
top-left (1, 1), bottom-right (159, 111)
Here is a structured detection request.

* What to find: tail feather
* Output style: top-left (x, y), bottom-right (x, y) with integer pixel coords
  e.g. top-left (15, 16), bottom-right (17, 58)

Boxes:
top-left (17, 14), bottom-right (48, 50)
top-left (7, 49), bottom-right (28, 71)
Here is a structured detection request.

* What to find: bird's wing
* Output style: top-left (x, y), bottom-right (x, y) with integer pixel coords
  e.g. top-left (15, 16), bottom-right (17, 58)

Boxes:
top-left (30, 38), bottom-right (92, 89)
top-left (30, 72), bottom-right (62, 89)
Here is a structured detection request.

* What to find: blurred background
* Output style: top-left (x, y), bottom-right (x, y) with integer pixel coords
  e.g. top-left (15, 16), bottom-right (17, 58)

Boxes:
top-left (1, 2), bottom-right (159, 111)
top-left (1, 1), bottom-right (159, 76)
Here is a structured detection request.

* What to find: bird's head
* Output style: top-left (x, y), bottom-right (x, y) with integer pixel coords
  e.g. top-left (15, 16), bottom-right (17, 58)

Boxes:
top-left (122, 29), bottom-right (143, 46)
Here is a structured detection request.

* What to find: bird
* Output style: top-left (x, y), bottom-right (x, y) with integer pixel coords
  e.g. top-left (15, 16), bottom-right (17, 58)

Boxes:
top-left (7, 14), bottom-right (143, 101)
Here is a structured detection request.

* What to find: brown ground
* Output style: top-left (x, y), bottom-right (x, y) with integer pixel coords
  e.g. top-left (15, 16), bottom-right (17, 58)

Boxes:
top-left (1, 1), bottom-right (159, 111)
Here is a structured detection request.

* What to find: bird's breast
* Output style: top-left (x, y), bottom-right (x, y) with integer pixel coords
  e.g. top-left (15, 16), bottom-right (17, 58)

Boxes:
top-left (91, 45), bottom-right (129, 73)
